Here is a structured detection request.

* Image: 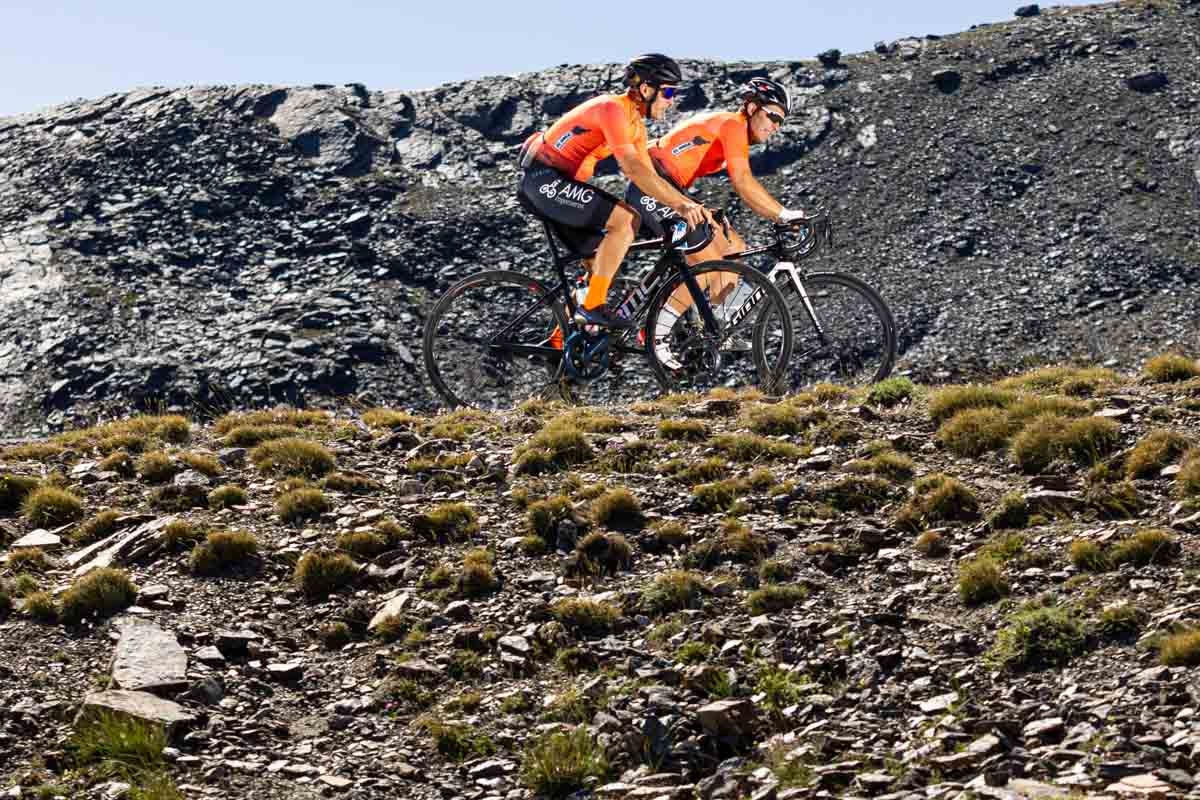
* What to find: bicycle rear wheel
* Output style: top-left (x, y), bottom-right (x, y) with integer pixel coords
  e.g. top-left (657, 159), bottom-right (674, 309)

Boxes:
top-left (423, 270), bottom-right (569, 411)
top-left (643, 260), bottom-right (794, 396)
top-left (779, 271), bottom-right (896, 390)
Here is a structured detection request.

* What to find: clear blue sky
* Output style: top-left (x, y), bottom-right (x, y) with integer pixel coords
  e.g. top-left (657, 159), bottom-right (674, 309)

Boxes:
top-left (2, 1), bottom-right (1087, 117)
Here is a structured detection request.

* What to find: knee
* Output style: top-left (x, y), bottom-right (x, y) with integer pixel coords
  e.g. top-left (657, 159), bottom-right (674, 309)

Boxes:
top-left (608, 204), bottom-right (638, 239)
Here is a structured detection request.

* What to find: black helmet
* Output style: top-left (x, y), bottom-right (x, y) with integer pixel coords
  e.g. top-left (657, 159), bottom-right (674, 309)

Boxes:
top-left (741, 77), bottom-right (790, 114)
top-left (625, 53), bottom-right (683, 87)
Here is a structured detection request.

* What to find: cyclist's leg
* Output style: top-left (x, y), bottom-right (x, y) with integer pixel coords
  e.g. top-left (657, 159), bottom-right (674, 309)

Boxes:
top-left (583, 202), bottom-right (638, 310)
top-left (679, 221), bottom-right (746, 306)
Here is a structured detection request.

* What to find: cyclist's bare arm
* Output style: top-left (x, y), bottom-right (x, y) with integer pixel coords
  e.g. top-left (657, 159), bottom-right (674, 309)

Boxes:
top-left (613, 144), bottom-right (708, 228)
top-left (727, 155), bottom-right (786, 221)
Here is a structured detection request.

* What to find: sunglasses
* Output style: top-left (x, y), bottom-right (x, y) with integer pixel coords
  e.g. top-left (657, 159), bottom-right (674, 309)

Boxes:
top-left (762, 109), bottom-right (786, 125)
top-left (657, 85), bottom-right (680, 99)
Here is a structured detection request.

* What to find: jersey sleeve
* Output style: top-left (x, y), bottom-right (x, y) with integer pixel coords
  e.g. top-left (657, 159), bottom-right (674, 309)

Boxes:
top-left (594, 99), bottom-right (634, 152)
top-left (718, 116), bottom-right (752, 180)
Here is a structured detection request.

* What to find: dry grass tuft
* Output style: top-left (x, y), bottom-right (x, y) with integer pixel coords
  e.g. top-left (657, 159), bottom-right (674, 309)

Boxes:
top-left (591, 488), bottom-right (644, 531)
top-left (928, 384), bottom-right (1013, 425)
top-left (276, 487), bottom-right (329, 523)
top-left (958, 557), bottom-right (1008, 606)
top-left (412, 502), bottom-right (479, 541)
top-left (59, 567), bottom-right (138, 626)
top-left (250, 438), bottom-right (335, 477)
top-left (208, 484), bottom-right (247, 510)
top-left (1143, 353), bottom-right (1200, 383)
top-left (1125, 430), bottom-right (1192, 479)
top-left (293, 550), bottom-right (359, 598)
top-left (21, 486), bottom-right (84, 527)
top-left (189, 530), bottom-right (259, 575)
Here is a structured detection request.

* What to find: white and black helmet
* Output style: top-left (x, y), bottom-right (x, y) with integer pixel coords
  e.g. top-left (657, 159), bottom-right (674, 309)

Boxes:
top-left (741, 77), bottom-right (790, 114)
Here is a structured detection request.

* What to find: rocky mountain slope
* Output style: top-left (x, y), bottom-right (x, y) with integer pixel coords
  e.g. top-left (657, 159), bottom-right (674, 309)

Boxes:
top-left (1, 0), bottom-right (1198, 436)
top-left (2, 361), bottom-right (1200, 800)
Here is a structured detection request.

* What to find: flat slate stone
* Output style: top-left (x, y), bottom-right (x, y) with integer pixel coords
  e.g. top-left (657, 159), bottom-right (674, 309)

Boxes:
top-left (111, 619), bottom-right (188, 693)
top-left (78, 690), bottom-right (196, 737)
top-left (368, 592), bottom-right (413, 631)
top-left (10, 529), bottom-right (62, 550)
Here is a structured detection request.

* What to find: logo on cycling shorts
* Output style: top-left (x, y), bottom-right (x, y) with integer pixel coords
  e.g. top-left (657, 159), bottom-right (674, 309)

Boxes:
top-left (640, 195), bottom-right (675, 220)
top-left (670, 135), bottom-right (710, 157)
top-left (539, 179), bottom-right (563, 199)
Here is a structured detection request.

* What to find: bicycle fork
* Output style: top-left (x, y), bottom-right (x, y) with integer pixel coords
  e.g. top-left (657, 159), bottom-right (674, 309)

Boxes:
top-left (773, 263), bottom-right (828, 342)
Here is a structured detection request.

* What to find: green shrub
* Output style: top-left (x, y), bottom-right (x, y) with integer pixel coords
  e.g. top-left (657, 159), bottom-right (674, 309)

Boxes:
top-left (293, 550), bottom-right (359, 598)
top-left (1068, 539), bottom-right (1110, 572)
top-left (1110, 528), bottom-right (1178, 567)
top-left (756, 663), bottom-right (808, 713)
top-left (1005, 395), bottom-right (1090, 425)
top-left (250, 438), bottom-right (335, 477)
top-left (841, 451), bottom-right (915, 481)
top-left (322, 471), bottom-right (382, 494)
top-left (928, 384), bottom-right (1013, 425)
top-left (551, 598), bottom-right (620, 637)
top-left (362, 408), bottom-right (418, 430)
top-left (759, 558), bottom-right (796, 584)
top-left (936, 408), bottom-right (1012, 457)
top-left (22, 590), bottom-right (58, 622)
top-left (223, 424), bottom-right (306, 447)
top-left (988, 492), bottom-right (1030, 530)
top-left (161, 520), bottom-right (202, 550)
top-left (1143, 353), bottom-right (1200, 383)
top-left (987, 603), bottom-right (1088, 671)
top-left (818, 475), bottom-right (893, 513)
top-left (20, 486), bottom-right (84, 527)
top-left (520, 726), bottom-right (608, 798)
top-left (136, 451), bottom-right (178, 484)
top-left (747, 584), bottom-right (808, 614)
top-left (572, 531), bottom-right (632, 576)
top-left (0, 474), bottom-right (40, 513)
top-left (71, 709), bottom-right (167, 776)
top-left (997, 365), bottom-right (1117, 396)
top-left (1179, 450), bottom-right (1200, 499)
top-left (276, 487), bottom-right (329, 523)
top-left (411, 502), bottom-right (479, 541)
top-left (658, 419), bottom-right (708, 441)
top-left (640, 570), bottom-right (705, 615)
top-left (692, 478), bottom-right (747, 513)
top-left (415, 717), bottom-right (496, 762)
top-left (1126, 430), bottom-right (1192, 479)
top-left (1160, 628), bottom-right (1200, 666)
top-left (710, 433), bottom-right (804, 462)
top-left (513, 420), bottom-right (594, 474)
top-left (73, 510), bottom-right (121, 545)
top-left (958, 557), bottom-right (1008, 606)
top-left (336, 531), bottom-right (390, 559)
top-left (741, 402), bottom-right (823, 436)
top-left (207, 484), bottom-right (247, 510)
top-left (7, 549), bottom-right (48, 574)
top-left (1058, 416), bottom-right (1121, 466)
top-left (1097, 603), bottom-right (1145, 639)
top-left (179, 452), bottom-right (223, 477)
top-left (867, 377), bottom-right (916, 407)
top-left (591, 488), bottom-right (644, 531)
top-left (662, 456), bottom-right (730, 486)
top-left (189, 530), bottom-right (259, 575)
top-left (59, 568), bottom-right (138, 625)
top-left (1010, 414), bottom-right (1068, 473)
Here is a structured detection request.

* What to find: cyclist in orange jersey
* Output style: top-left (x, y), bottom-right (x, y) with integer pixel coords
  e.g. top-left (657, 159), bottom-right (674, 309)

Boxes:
top-left (624, 77), bottom-right (807, 367)
top-left (516, 54), bottom-right (713, 332)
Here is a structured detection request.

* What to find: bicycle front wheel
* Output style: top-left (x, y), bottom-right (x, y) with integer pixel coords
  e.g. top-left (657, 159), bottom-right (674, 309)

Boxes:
top-left (643, 260), bottom-right (794, 396)
top-left (422, 270), bottom-right (569, 411)
top-left (779, 271), bottom-right (896, 390)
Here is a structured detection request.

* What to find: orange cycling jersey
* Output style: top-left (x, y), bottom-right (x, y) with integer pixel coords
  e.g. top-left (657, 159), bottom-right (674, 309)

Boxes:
top-left (649, 110), bottom-right (751, 189)
top-left (524, 93), bottom-right (648, 182)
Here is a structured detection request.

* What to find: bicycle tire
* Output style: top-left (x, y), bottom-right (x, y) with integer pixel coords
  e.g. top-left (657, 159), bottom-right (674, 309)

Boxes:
top-left (423, 270), bottom-right (570, 410)
top-left (642, 259), bottom-right (794, 395)
top-left (778, 271), bottom-right (897, 390)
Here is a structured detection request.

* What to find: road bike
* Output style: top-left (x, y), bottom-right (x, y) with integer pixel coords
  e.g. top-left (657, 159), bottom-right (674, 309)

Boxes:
top-left (422, 203), bottom-right (795, 411)
top-left (725, 210), bottom-right (897, 390)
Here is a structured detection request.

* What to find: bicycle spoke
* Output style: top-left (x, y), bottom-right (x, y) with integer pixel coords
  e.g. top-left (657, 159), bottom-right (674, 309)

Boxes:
top-left (783, 273), bottom-right (895, 390)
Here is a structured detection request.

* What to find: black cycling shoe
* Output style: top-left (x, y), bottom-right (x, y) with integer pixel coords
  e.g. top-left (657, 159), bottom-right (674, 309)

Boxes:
top-left (574, 303), bottom-right (637, 330)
